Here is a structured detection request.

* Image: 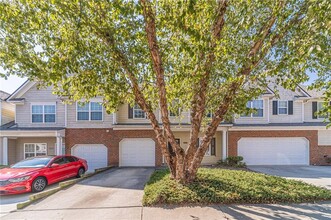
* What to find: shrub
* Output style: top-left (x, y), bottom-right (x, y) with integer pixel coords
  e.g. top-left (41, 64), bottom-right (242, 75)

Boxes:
top-left (217, 156), bottom-right (246, 167)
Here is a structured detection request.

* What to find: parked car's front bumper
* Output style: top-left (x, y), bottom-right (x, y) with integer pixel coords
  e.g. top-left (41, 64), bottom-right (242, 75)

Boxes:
top-left (0, 181), bottom-right (31, 195)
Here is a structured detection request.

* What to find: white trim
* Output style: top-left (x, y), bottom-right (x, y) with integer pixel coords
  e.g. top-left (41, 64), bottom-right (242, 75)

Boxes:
top-left (302, 101), bottom-right (305, 122)
top-left (64, 103), bottom-right (67, 127)
top-left (267, 99), bottom-right (270, 123)
top-left (3, 137), bottom-right (8, 165)
top-left (113, 112), bottom-right (117, 124)
top-left (229, 126), bottom-right (328, 131)
top-left (6, 81), bottom-right (34, 101)
top-left (23, 143), bottom-right (48, 159)
top-left (222, 130), bottom-right (227, 160)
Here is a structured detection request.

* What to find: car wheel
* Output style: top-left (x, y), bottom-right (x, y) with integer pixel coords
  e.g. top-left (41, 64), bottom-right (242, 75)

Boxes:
top-left (76, 168), bottom-right (85, 178)
top-left (32, 177), bottom-right (47, 192)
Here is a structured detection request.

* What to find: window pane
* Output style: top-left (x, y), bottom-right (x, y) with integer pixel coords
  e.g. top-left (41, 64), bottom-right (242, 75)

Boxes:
top-left (77, 112), bottom-right (89, 120)
top-left (32, 114), bottom-right (43, 123)
top-left (134, 109), bottom-right (145, 118)
top-left (77, 103), bottom-right (89, 111)
top-left (25, 153), bottom-right (35, 158)
top-left (25, 144), bottom-right (35, 153)
top-left (36, 144), bottom-right (47, 153)
top-left (279, 108), bottom-right (287, 114)
top-left (252, 100), bottom-right (263, 109)
top-left (91, 102), bottom-right (102, 111)
top-left (44, 105), bottom-right (55, 113)
top-left (279, 101), bottom-right (287, 108)
top-left (32, 105), bottom-right (43, 113)
top-left (91, 112), bottom-right (102, 120)
top-left (45, 114), bottom-right (55, 122)
top-left (253, 109), bottom-right (263, 117)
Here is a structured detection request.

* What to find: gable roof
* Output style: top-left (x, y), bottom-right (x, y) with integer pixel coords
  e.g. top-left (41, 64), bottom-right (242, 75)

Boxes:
top-left (0, 90), bottom-right (10, 100)
top-left (6, 80), bottom-right (36, 102)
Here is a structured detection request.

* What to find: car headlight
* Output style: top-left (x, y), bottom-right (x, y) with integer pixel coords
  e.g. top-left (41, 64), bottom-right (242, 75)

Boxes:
top-left (8, 176), bottom-right (31, 183)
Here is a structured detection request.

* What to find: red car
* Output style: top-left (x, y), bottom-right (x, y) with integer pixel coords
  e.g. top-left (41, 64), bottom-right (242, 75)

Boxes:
top-left (0, 155), bottom-right (88, 195)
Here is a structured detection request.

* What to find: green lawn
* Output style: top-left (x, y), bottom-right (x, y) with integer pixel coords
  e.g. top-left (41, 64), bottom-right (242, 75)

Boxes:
top-left (143, 168), bottom-right (331, 206)
top-left (0, 165), bottom-right (8, 169)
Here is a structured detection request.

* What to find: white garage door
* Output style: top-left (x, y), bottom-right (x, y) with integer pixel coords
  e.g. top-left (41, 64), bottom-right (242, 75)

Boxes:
top-left (238, 137), bottom-right (309, 165)
top-left (120, 138), bottom-right (155, 167)
top-left (72, 144), bottom-right (108, 172)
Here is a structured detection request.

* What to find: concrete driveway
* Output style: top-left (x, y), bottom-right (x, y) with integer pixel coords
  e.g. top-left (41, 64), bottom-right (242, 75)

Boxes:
top-left (248, 165), bottom-right (331, 190)
top-left (1, 167), bottom-right (154, 220)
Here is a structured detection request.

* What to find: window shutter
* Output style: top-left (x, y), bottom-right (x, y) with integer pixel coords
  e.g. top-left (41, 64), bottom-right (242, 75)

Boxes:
top-left (312, 102), bottom-right (317, 119)
top-left (272, 101), bottom-right (278, 115)
top-left (288, 101), bottom-right (293, 115)
top-left (128, 104), bottom-right (133, 119)
top-left (211, 138), bottom-right (216, 156)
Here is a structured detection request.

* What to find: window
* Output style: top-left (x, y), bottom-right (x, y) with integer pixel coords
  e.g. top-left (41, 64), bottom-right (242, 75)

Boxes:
top-left (32, 104), bottom-right (56, 123)
top-left (278, 101), bottom-right (288, 114)
top-left (133, 104), bottom-right (146, 119)
top-left (52, 157), bottom-right (68, 165)
top-left (77, 102), bottom-right (103, 121)
top-left (196, 138), bottom-right (216, 156)
top-left (241, 100), bottom-right (263, 117)
top-left (317, 102), bottom-right (327, 119)
top-left (24, 143), bottom-right (47, 159)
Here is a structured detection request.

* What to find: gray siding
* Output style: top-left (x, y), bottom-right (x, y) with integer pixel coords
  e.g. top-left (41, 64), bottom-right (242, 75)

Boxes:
top-left (66, 102), bottom-right (113, 128)
top-left (15, 85), bottom-right (65, 127)
top-left (269, 100), bottom-right (303, 123)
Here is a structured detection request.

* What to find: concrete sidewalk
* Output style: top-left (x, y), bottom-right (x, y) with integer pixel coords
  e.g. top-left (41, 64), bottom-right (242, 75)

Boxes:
top-left (3, 202), bottom-right (331, 220)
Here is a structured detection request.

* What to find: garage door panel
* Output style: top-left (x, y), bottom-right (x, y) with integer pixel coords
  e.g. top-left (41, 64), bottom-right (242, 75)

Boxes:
top-left (120, 138), bottom-right (155, 167)
top-left (238, 137), bottom-right (309, 165)
top-left (72, 144), bottom-right (108, 172)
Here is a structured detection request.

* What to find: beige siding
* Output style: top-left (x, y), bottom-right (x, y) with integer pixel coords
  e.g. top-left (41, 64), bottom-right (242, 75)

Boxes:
top-left (303, 101), bottom-right (329, 122)
top-left (1, 102), bottom-right (15, 125)
top-left (234, 98), bottom-right (269, 124)
top-left (14, 137), bottom-right (57, 163)
top-left (0, 137), bottom-right (2, 164)
top-left (15, 85), bottom-right (65, 127)
top-left (169, 110), bottom-right (190, 124)
top-left (116, 104), bottom-right (159, 124)
top-left (172, 131), bottom-right (222, 164)
top-left (66, 102), bottom-right (113, 128)
top-left (8, 139), bottom-right (16, 165)
top-left (269, 100), bottom-right (303, 123)
top-left (318, 130), bottom-right (331, 145)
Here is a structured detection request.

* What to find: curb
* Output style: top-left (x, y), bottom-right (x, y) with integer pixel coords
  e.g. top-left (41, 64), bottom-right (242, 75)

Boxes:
top-left (16, 166), bottom-right (112, 210)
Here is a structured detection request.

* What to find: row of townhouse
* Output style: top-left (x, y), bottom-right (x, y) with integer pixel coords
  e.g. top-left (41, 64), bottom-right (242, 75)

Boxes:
top-left (0, 80), bottom-right (330, 171)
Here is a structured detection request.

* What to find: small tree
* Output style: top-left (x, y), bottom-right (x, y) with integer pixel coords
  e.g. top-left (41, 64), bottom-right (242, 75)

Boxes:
top-left (0, 0), bottom-right (330, 183)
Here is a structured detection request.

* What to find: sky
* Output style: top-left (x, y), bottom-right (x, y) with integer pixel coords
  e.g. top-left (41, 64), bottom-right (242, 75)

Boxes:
top-left (0, 73), bottom-right (318, 95)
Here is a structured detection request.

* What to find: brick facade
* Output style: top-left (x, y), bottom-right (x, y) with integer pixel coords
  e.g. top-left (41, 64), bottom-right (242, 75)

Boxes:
top-left (228, 130), bottom-right (331, 165)
top-left (65, 128), bottom-right (162, 166)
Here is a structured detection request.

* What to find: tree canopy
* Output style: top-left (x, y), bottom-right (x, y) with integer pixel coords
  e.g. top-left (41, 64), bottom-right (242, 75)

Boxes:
top-left (1, 0), bottom-right (330, 182)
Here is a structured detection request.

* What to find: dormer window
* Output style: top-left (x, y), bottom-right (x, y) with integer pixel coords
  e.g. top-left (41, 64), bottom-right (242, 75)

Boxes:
top-left (278, 101), bottom-right (288, 115)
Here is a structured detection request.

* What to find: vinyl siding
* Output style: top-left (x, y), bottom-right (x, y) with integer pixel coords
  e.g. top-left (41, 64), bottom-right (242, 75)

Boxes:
top-left (66, 102), bottom-right (113, 128)
top-left (269, 100), bottom-right (303, 123)
top-left (318, 130), bottom-right (331, 145)
top-left (15, 85), bottom-right (65, 127)
top-left (172, 131), bottom-right (222, 164)
top-left (1, 102), bottom-right (15, 125)
top-left (234, 98), bottom-right (269, 124)
top-left (14, 137), bottom-right (57, 163)
top-left (116, 104), bottom-right (159, 124)
top-left (303, 101), bottom-right (328, 122)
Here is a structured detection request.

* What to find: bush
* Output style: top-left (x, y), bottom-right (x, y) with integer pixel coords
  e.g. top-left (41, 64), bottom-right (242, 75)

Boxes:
top-left (217, 156), bottom-right (246, 168)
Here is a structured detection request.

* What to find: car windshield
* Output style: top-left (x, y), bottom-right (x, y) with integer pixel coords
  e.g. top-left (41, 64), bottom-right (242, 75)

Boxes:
top-left (11, 157), bottom-right (53, 168)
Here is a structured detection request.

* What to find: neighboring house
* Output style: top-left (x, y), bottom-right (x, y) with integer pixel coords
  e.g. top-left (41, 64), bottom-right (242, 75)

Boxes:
top-left (0, 90), bottom-right (15, 165)
top-left (1, 80), bottom-right (330, 169)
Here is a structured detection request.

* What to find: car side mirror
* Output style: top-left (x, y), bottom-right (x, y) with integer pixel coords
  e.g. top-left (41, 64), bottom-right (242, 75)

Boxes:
top-left (50, 163), bottom-right (60, 168)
